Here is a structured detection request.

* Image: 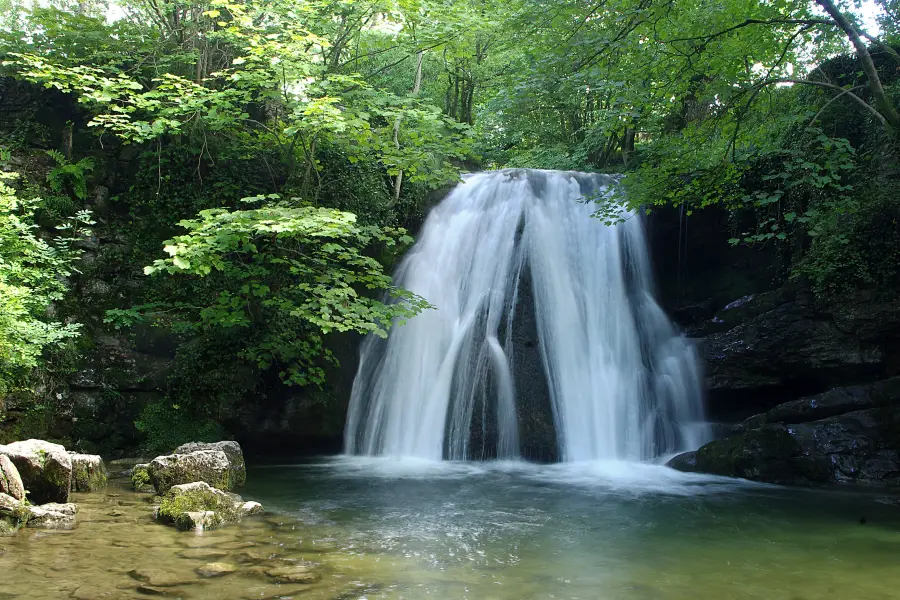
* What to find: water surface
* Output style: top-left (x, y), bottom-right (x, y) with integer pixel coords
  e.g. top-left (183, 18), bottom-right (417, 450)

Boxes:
top-left (3, 457), bottom-right (900, 599)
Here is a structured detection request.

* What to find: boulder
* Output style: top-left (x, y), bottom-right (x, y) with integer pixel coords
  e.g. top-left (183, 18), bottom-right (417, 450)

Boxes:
top-left (148, 450), bottom-right (233, 494)
top-left (669, 378), bottom-right (900, 485)
top-left (196, 563), bottom-right (238, 578)
top-left (264, 565), bottom-right (321, 584)
top-left (156, 481), bottom-right (242, 532)
top-left (0, 454), bottom-right (25, 501)
top-left (26, 502), bottom-right (77, 529)
top-left (240, 501), bottom-right (263, 517)
top-left (0, 492), bottom-right (30, 535)
top-left (173, 441), bottom-right (245, 488)
top-left (69, 453), bottom-right (108, 492)
top-left (0, 439), bottom-right (72, 504)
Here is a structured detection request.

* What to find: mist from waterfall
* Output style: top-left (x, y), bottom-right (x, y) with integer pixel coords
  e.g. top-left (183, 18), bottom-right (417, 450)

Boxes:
top-left (344, 169), bottom-right (708, 462)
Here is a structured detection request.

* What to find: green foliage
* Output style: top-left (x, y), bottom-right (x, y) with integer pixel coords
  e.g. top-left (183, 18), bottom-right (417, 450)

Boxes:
top-left (137, 200), bottom-right (430, 386)
top-left (0, 169), bottom-right (92, 393)
top-left (134, 400), bottom-right (227, 456)
top-left (45, 149), bottom-right (95, 201)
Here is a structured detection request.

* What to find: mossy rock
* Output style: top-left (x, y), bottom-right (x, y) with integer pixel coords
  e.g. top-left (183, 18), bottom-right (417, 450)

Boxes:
top-left (0, 493), bottom-right (29, 535)
top-left (148, 450), bottom-right (233, 494)
top-left (69, 453), bottom-right (108, 492)
top-left (131, 463), bottom-right (152, 492)
top-left (683, 426), bottom-right (829, 484)
top-left (156, 481), bottom-right (240, 531)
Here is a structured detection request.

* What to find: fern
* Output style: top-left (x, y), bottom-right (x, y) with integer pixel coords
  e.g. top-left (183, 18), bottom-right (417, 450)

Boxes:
top-left (46, 150), bottom-right (95, 201)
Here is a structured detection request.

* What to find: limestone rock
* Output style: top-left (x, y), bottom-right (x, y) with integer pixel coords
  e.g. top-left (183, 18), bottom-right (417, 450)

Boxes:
top-left (0, 492), bottom-right (30, 535)
top-left (264, 565), bottom-right (321, 584)
top-left (240, 501), bottom-right (263, 517)
top-left (0, 439), bottom-right (72, 504)
top-left (173, 441), bottom-right (245, 488)
top-left (128, 568), bottom-right (195, 587)
top-left (26, 502), bottom-right (77, 529)
top-left (0, 454), bottom-right (25, 501)
top-left (156, 481), bottom-right (240, 531)
top-left (69, 453), bottom-right (108, 492)
top-left (148, 450), bottom-right (234, 494)
top-left (196, 562), bottom-right (238, 578)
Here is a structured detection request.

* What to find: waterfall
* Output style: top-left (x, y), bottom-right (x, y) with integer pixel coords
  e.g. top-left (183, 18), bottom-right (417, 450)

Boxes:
top-left (344, 169), bottom-right (708, 462)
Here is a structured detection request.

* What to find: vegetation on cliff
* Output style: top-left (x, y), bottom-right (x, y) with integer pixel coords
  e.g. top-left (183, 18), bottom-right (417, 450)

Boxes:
top-left (0, 0), bottom-right (896, 452)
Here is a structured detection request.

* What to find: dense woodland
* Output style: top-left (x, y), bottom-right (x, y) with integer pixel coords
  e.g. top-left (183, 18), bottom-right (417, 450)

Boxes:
top-left (0, 0), bottom-right (897, 454)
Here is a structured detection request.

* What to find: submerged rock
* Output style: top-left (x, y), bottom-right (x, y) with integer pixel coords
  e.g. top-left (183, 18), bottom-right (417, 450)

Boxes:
top-left (0, 454), bottom-right (25, 501)
top-left (70, 453), bottom-right (108, 492)
top-left (26, 502), bottom-right (78, 529)
top-left (196, 562), bottom-right (238, 577)
top-left (173, 441), bottom-right (245, 488)
top-left (264, 564), bottom-right (321, 584)
top-left (0, 439), bottom-right (72, 504)
top-left (148, 450), bottom-right (234, 494)
top-left (240, 501), bottom-right (263, 517)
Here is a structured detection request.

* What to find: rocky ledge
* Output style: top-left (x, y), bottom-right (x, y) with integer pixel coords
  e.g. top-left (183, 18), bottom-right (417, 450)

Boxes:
top-left (668, 377), bottom-right (900, 485)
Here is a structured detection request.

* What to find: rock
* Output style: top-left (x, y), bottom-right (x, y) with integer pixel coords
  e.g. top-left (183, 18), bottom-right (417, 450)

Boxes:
top-left (131, 463), bottom-right (152, 492)
top-left (109, 457), bottom-right (151, 468)
top-left (670, 379), bottom-right (900, 485)
top-left (71, 585), bottom-right (125, 599)
top-left (69, 453), bottom-right (108, 492)
top-left (699, 287), bottom-right (900, 420)
top-left (264, 565), bottom-right (321, 584)
top-left (128, 568), bottom-right (195, 587)
top-left (148, 450), bottom-right (234, 494)
top-left (26, 502), bottom-right (78, 529)
top-left (173, 441), bottom-right (245, 488)
top-left (240, 501), bottom-right (263, 516)
top-left (0, 439), bottom-right (72, 504)
top-left (0, 454), bottom-right (25, 501)
top-left (0, 492), bottom-right (30, 534)
top-left (178, 548), bottom-right (229, 560)
top-left (196, 562), bottom-right (238, 577)
top-left (156, 481), bottom-right (241, 531)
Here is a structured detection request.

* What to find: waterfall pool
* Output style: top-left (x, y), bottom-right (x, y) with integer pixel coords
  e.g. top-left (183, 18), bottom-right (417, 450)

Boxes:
top-left (4, 457), bottom-right (900, 599)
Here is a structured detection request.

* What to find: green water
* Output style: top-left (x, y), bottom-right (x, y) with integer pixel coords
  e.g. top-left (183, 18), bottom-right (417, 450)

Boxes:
top-left (3, 457), bottom-right (900, 599)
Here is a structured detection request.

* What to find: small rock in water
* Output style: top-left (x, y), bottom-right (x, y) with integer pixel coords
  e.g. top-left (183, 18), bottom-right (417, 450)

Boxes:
top-left (128, 568), bottom-right (196, 587)
top-left (196, 562), bottom-right (238, 577)
top-left (240, 501), bottom-right (263, 516)
top-left (27, 502), bottom-right (78, 530)
top-left (265, 564), bottom-right (321, 584)
top-left (219, 540), bottom-right (256, 550)
top-left (69, 453), bottom-right (108, 492)
top-left (178, 548), bottom-right (229, 560)
top-left (71, 584), bottom-right (124, 599)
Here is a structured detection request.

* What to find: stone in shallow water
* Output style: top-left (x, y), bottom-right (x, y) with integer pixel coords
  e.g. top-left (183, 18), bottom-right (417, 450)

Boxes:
top-left (173, 441), bottom-right (246, 488)
top-left (240, 584), bottom-right (318, 599)
top-left (128, 568), bottom-right (197, 587)
top-left (219, 540), bottom-right (257, 550)
top-left (240, 501), bottom-right (263, 516)
top-left (178, 547), bottom-right (229, 560)
top-left (71, 584), bottom-right (126, 599)
top-left (0, 454), bottom-right (25, 501)
top-left (149, 450), bottom-right (234, 494)
top-left (264, 565), bottom-right (321, 584)
top-left (196, 562), bottom-right (238, 577)
top-left (0, 439), bottom-right (72, 504)
top-left (69, 453), bottom-right (108, 492)
top-left (27, 502), bottom-right (77, 530)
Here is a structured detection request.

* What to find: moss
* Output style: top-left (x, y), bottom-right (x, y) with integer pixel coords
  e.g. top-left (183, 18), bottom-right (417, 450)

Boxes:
top-left (694, 427), bottom-right (804, 483)
top-left (131, 465), bottom-right (150, 491)
top-left (71, 460), bottom-right (107, 492)
top-left (156, 483), bottom-right (239, 531)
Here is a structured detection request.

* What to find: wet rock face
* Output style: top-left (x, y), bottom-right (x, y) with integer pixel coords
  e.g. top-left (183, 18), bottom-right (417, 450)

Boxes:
top-left (693, 286), bottom-right (900, 421)
top-left (149, 450), bottom-right (234, 494)
top-left (668, 377), bottom-right (900, 485)
top-left (0, 454), bottom-right (25, 501)
top-left (0, 492), bottom-right (30, 534)
top-left (0, 439), bottom-right (72, 504)
top-left (26, 502), bottom-right (78, 529)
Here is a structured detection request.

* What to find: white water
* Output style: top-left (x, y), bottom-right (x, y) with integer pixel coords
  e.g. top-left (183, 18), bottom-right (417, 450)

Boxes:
top-left (344, 169), bottom-right (708, 462)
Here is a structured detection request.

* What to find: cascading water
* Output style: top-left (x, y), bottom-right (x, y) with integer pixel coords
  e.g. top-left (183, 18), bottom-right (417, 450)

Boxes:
top-left (344, 169), bottom-right (709, 462)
